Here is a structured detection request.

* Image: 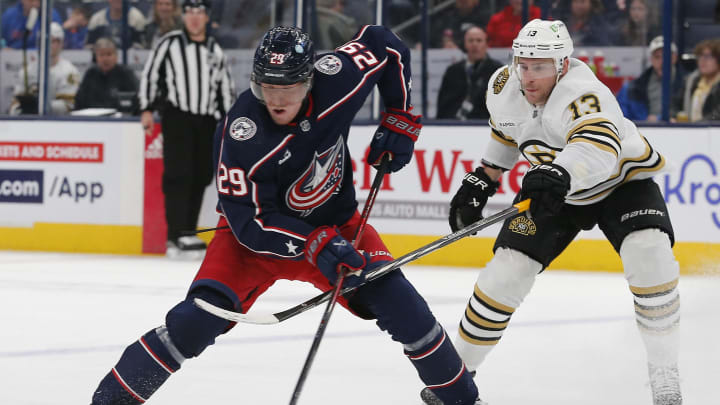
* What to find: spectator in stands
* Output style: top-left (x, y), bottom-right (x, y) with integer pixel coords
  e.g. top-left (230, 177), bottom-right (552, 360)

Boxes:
top-left (614, 0), bottom-right (659, 46)
top-left (486, 0), bottom-right (541, 48)
top-left (86, 0), bottom-right (147, 49)
top-left (436, 26), bottom-right (502, 120)
top-left (313, 0), bottom-right (358, 50)
top-left (9, 22), bottom-right (80, 115)
top-left (601, 0), bottom-right (625, 21)
top-left (386, 0), bottom-right (421, 45)
top-left (439, 28), bottom-right (460, 49)
top-left (551, 0), bottom-right (612, 46)
top-left (430, 0), bottom-right (492, 48)
top-left (681, 39), bottom-right (720, 122)
top-left (75, 38), bottom-right (139, 113)
top-left (616, 36), bottom-right (686, 121)
top-left (62, 4), bottom-right (90, 49)
top-left (144, 0), bottom-right (183, 49)
top-left (1, 0), bottom-right (62, 49)
top-left (206, 0), bottom-right (274, 48)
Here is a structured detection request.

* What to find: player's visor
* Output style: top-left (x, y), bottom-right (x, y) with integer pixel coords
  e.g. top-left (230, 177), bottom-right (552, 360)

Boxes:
top-left (513, 61), bottom-right (558, 80)
top-left (250, 80), bottom-right (311, 106)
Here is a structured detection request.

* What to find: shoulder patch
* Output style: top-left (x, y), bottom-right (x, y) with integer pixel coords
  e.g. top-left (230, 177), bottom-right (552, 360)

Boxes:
top-left (229, 117), bottom-right (257, 141)
top-left (315, 55), bottom-right (342, 75)
top-left (493, 67), bottom-right (510, 95)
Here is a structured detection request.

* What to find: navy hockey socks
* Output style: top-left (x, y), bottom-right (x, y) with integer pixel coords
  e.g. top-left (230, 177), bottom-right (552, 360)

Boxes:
top-left (405, 323), bottom-right (478, 405)
top-left (91, 327), bottom-right (184, 404)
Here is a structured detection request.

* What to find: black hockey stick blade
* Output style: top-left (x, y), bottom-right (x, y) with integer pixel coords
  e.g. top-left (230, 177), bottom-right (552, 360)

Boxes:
top-left (194, 199), bottom-right (531, 325)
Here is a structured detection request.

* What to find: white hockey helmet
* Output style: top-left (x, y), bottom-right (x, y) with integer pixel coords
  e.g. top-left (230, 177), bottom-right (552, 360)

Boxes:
top-left (512, 19), bottom-right (574, 77)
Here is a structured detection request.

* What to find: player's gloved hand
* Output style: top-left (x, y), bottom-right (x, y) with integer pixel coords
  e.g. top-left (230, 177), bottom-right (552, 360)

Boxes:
top-left (367, 108), bottom-right (422, 173)
top-left (304, 225), bottom-right (371, 289)
top-left (519, 162), bottom-right (571, 218)
top-left (448, 166), bottom-right (500, 232)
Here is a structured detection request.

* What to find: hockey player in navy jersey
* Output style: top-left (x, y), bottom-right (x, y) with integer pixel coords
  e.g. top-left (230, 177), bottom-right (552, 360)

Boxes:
top-left (421, 20), bottom-right (682, 405)
top-left (91, 25), bottom-right (484, 404)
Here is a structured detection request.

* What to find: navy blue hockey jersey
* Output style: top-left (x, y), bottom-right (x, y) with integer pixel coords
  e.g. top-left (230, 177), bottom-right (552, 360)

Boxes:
top-left (212, 25), bottom-right (413, 259)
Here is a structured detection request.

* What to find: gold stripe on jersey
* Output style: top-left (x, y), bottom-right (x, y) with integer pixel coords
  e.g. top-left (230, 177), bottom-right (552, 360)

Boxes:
top-left (569, 123), bottom-right (622, 146)
top-left (569, 154), bottom-right (665, 203)
top-left (490, 128), bottom-right (518, 147)
top-left (458, 324), bottom-right (500, 346)
top-left (566, 117), bottom-right (621, 145)
top-left (567, 137), bottom-right (666, 204)
top-left (474, 285), bottom-right (515, 315)
top-left (566, 119), bottom-right (622, 154)
top-left (569, 126), bottom-right (622, 151)
top-left (629, 278), bottom-right (679, 297)
top-left (568, 135), bottom-right (620, 157)
top-left (464, 305), bottom-right (510, 330)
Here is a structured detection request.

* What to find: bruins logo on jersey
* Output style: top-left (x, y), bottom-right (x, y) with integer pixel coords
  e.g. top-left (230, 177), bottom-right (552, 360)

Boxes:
top-left (520, 140), bottom-right (562, 165)
top-left (493, 67), bottom-right (510, 94)
top-left (509, 216), bottom-right (536, 236)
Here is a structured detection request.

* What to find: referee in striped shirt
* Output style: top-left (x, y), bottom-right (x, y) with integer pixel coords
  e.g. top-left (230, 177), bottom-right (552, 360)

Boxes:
top-left (139, 0), bottom-right (234, 258)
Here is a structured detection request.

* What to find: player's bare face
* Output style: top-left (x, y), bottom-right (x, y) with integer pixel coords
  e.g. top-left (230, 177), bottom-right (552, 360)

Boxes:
top-left (261, 83), bottom-right (307, 125)
top-left (516, 58), bottom-right (558, 105)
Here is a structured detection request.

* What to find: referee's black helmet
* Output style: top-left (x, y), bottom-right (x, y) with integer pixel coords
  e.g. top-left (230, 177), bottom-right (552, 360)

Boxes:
top-left (182, 0), bottom-right (211, 10)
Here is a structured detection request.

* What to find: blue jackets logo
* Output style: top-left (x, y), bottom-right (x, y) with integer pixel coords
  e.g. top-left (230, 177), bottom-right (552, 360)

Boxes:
top-left (286, 136), bottom-right (345, 216)
top-left (0, 170), bottom-right (43, 203)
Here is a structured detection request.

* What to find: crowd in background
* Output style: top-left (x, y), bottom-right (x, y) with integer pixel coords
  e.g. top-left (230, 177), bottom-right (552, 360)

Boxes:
top-left (1, 0), bottom-right (720, 122)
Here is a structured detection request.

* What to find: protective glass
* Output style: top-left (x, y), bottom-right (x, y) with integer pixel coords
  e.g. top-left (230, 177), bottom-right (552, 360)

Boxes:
top-left (513, 60), bottom-right (558, 81)
top-left (250, 80), bottom-right (311, 105)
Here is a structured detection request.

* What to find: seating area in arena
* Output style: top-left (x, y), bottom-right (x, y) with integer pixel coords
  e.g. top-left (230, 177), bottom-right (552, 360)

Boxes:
top-left (1, 0), bottom-right (719, 121)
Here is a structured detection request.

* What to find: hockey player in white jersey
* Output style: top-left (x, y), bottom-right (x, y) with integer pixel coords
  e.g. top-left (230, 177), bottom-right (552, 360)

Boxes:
top-left (421, 20), bottom-right (681, 405)
top-left (9, 22), bottom-right (79, 115)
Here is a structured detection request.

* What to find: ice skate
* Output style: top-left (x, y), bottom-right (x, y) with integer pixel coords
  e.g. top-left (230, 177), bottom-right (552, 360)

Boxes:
top-left (420, 384), bottom-right (487, 405)
top-left (649, 364), bottom-right (682, 405)
top-left (166, 236), bottom-right (206, 260)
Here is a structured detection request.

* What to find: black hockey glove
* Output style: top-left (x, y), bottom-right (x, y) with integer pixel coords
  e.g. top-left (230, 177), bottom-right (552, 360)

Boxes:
top-left (519, 163), bottom-right (571, 218)
top-left (304, 225), bottom-right (372, 289)
top-left (448, 167), bottom-right (500, 232)
top-left (367, 108), bottom-right (422, 173)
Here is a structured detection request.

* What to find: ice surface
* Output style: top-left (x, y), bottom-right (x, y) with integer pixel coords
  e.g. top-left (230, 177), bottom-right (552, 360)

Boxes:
top-left (0, 251), bottom-right (717, 404)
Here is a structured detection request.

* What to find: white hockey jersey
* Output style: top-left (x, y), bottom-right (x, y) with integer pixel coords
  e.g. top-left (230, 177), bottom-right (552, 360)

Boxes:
top-left (13, 58), bottom-right (80, 115)
top-left (483, 58), bottom-right (667, 205)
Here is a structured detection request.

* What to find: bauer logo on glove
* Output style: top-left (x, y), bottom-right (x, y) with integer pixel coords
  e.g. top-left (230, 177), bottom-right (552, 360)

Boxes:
top-left (367, 108), bottom-right (422, 173)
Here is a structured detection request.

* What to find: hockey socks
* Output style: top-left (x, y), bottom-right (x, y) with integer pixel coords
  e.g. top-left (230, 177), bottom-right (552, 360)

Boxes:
top-left (405, 323), bottom-right (478, 405)
top-left (91, 327), bottom-right (184, 404)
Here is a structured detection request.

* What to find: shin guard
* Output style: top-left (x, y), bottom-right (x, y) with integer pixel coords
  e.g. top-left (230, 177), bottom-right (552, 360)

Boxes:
top-left (91, 326), bottom-right (184, 404)
top-left (91, 288), bottom-right (232, 404)
top-left (406, 323), bottom-right (478, 405)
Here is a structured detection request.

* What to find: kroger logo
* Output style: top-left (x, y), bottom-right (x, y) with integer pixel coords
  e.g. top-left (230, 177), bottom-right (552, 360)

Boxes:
top-left (0, 169), bottom-right (43, 203)
top-left (664, 154), bottom-right (720, 228)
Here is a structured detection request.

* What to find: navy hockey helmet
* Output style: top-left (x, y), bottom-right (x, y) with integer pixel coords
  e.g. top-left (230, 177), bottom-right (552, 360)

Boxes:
top-left (251, 26), bottom-right (315, 103)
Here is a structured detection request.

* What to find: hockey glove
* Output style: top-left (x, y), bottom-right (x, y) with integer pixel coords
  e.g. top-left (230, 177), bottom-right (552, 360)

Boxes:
top-left (367, 108), bottom-right (422, 173)
top-left (519, 162), bottom-right (571, 218)
top-left (304, 225), bottom-right (371, 289)
top-left (448, 167), bottom-right (500, 232)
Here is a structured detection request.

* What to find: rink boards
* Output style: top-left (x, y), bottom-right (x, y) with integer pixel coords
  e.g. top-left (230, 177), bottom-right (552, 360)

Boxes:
top-left (0, 120), bottom-right (718, 274)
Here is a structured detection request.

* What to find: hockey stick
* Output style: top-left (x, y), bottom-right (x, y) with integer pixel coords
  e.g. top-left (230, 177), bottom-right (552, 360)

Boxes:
top-left (288, 155), bottom-right (390, 405)
top-left (194, 199), bottom-right (531, 325)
